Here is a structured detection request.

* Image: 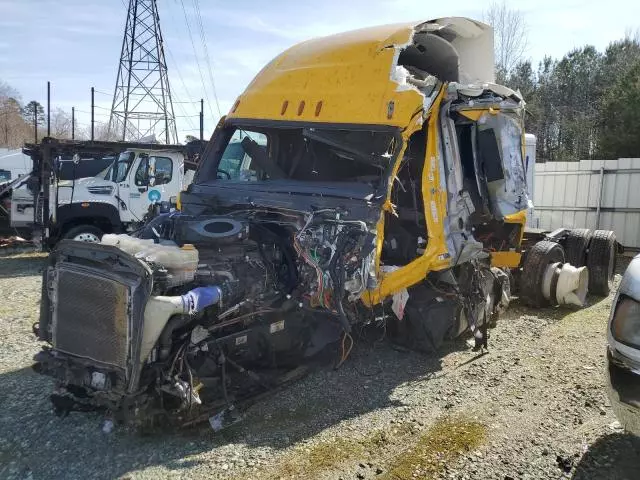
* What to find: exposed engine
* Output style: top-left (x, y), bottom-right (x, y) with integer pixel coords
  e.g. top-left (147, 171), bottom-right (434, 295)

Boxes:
top-left (34, 208), bottom-right (382, 428)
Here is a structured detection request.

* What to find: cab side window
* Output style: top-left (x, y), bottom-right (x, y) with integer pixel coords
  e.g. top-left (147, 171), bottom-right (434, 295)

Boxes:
top-left (134, 157), bottom-right (148, 186)
top-left (153, 157), bottom-right (173, 185)
top-left (135, 156), bottom-right (173, 186)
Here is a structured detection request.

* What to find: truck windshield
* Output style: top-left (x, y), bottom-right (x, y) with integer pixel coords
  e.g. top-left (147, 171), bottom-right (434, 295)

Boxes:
top-left (200, 125), bottom-right (397, 186)
top-left (103, 152), bottom-right (135, 183)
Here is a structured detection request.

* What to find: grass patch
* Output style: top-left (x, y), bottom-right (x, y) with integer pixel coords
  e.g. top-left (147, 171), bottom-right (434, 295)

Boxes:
top-left (274, 437), bottom-right (363, 479)
top-left (381, 417), bottom-right (486, 480)
top-left (270, 421), bottom-right (415, 479)
top-left (307, 437), bottom-right (362, 472)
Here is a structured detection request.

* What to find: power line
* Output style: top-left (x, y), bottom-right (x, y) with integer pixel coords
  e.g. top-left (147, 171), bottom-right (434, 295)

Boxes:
top-left (173, 96), bottom-right (197, 131)
top-left (178, 0), bottom-right (215, 122)
top-left (192, 0), bottom-right (221, 117)
top-left (164, 44), bottom-right (198, 131)
top-left (164, 41), bottom-right (197, 105)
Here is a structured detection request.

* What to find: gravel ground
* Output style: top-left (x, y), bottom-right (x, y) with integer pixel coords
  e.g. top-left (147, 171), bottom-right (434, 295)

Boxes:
top-left (1, 252), bottom-right (639, 480)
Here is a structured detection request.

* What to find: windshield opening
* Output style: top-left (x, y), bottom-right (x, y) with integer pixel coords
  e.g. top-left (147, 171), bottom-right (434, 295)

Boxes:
top-left (104, 152), bottom-right (135, 183)
top-left (198, 124), bottom-right (398, 187)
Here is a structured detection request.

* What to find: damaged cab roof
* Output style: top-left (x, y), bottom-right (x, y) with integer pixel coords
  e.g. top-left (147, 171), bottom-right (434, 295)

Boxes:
top-left (230, 17), bottom-right (496, 127)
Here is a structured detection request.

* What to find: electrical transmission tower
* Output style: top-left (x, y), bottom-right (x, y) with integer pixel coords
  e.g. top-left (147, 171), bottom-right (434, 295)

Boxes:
top-left (108, 0), bottom-right (178, 144)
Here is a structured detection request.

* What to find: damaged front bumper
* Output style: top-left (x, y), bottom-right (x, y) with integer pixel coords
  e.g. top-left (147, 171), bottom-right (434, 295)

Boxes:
top-left (606, 347), bottom-right (640, 436)
top-left (33, 348), bottom-right (145, 417)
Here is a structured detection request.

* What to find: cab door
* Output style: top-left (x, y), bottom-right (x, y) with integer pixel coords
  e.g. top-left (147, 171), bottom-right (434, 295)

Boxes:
top-left (123, 153), bottom-right (180, 222)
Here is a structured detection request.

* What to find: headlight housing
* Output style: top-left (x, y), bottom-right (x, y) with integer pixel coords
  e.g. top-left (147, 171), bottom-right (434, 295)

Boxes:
top-left (87, 185), bottom-right (114, 195)
top-left (612, 296), bottom-right (640, 349)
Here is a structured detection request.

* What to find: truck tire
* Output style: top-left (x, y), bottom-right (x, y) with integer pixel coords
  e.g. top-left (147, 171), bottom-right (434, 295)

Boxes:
top-left (564, 228), bottom-right (593, 267)
top-left (586, 230), bottom-right (616, 296)
top-left (63, 225), bottom-right (103, 243)
top-left (520, 240), bottom-right (565, 308)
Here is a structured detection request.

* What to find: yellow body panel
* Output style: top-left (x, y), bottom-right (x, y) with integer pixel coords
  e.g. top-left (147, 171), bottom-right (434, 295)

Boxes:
top-left (227, 23), bottom-right (425, 128)
top-left (490, 251), bottom-right (521, 268)
top-left (458, 108), bottom-right (499, 121)
top-left (224, 21), bottom-right (526, 305)
top-left (489, 209), bottom-right (528, 267)
top-left (503, 209), bottom-right (527, 242)
top-left (363, 87), bottom-right (450, 305)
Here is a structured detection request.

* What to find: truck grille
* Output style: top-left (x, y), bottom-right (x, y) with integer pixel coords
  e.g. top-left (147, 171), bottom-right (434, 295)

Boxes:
top-left (52, 267), bottom-right (130, 369)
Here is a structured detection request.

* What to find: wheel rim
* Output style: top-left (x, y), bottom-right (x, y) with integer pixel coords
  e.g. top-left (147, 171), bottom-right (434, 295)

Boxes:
top-left (73, 232), bottom-right (100, 243)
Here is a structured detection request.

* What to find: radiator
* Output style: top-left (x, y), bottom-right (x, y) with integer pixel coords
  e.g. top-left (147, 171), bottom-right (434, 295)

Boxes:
top-left (52, 266), bottom-right (130, 369)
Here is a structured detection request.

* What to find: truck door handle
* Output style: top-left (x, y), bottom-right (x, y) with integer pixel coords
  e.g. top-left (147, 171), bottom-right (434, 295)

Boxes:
top-left (138, 187), bottom-right (147, 193)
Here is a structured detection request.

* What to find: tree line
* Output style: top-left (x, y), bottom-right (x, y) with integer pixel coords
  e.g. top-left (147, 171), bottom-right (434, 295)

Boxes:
top-left (502, 37), bottom-right (640, 162)
top-left (484, 1), bottom-right (640, 162)
top-left (1, 81), bottom-right (69, 148)
top-left (0, 80), bottom-right (118, 149)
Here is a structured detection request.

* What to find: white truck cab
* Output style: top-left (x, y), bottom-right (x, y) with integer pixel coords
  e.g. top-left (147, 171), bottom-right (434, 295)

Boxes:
top-left (59, 149), bottom-right (188, 219)
top-left (52, 148), bottom-right (194, 242)
top-left (12, 142), bottom-right (199, 245)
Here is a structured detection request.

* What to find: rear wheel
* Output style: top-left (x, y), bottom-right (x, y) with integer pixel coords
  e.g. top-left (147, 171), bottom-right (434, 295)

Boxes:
top-left (63, 225), bottom-right (103, 243)
top-left (520, 240), bottom-right (565, 307)
top-left (586, 230), bottom-right (616, 296)
top-left (564, 228), bottom-right (593, 267)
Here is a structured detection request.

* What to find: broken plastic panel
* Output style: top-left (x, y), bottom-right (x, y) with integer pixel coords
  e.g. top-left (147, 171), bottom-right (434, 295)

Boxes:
top-left (477, 112), bottom-right (528, 218)
top-left (400, 18), bottom-right (495, 87)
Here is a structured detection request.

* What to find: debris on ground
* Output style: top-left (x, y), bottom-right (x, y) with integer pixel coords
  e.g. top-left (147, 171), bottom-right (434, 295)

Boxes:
top-left (0, 236), bottom-right (32, 249)
top-left (0, 254), bottom-right (639, 480)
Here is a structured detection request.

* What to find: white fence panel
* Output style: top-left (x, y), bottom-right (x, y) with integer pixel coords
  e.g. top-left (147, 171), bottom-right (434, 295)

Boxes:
top-left (532, 158), bottom-right (640, 249)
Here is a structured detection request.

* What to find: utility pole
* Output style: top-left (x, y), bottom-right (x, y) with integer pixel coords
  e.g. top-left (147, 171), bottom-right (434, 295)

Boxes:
top-left (47, 81), bottom-right (51, 137)
top-left (34, 107), bottom-right (37, 144)
top-left (200, 98), bottom-right (204, 141)
top-left (71, 107), bottom-right (75, 140)
top-left (108, 0), bottom-right (177, 144)
top-left (91, 87), bottom-right (95, 141)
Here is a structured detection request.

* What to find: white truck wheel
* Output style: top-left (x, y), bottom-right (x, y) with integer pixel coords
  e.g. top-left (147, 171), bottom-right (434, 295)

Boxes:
top-left (63, 225), bottom-right (103, 243)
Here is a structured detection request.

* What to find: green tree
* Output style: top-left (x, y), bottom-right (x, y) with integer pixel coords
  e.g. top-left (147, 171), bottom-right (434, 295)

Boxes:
top-left (553, 46), bottom-right (604, 160)
top-left (504, 60), bottom-right (546, 156)
top-left (533, 56), bottom-right (560, 162)
top-left (22, 100), bottom-right (45, 126)
top-left (598, 60), bottom-right (640, 158)
top-left (602, 37), bottom-right (640, 80)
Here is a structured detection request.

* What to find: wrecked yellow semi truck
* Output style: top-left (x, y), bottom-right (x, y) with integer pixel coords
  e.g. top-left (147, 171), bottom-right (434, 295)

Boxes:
top-left (33, 18), bottom-right (616, 427)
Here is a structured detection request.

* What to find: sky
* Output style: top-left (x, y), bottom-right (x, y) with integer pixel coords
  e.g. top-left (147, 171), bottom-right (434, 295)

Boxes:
top-left (1, 0), bottom-right (639, 142)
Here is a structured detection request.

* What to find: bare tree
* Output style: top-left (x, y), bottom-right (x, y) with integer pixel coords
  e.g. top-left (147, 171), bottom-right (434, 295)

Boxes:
top-left (49, 108), bottom-right (73, 139)
top-left (483, 1), bottom-right (529, 82)
top-left (0, 80), bottom-right (19, 100)
top-left (0, 80), bottom-right (31, 148)
top-left (89, 121), bottom-right (121, 142)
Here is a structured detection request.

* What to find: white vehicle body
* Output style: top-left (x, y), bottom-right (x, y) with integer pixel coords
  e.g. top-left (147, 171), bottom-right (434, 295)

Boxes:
top-left (9, 186), bottom-right (34, 228)
top-left (10, 147), bottom-right (196, 242)
top-left (54, 148), bottom-right (191, 223)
